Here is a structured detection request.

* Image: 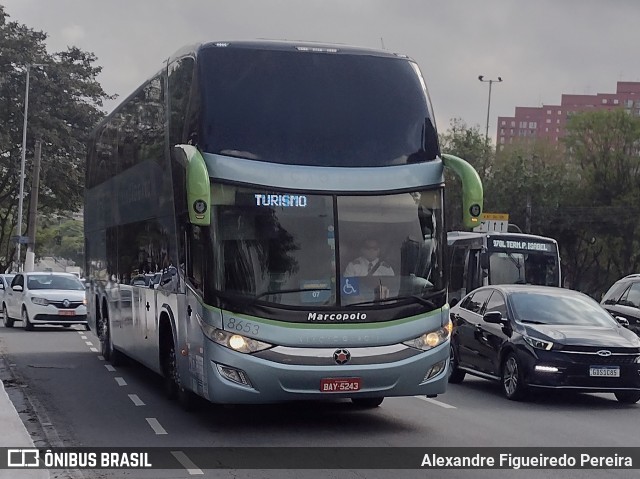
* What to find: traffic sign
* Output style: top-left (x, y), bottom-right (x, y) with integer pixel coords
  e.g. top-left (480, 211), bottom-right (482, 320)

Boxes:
top-left (474, 213), bottom-right (509, 233)
top-left (10, 235), bottom-right (30, 244)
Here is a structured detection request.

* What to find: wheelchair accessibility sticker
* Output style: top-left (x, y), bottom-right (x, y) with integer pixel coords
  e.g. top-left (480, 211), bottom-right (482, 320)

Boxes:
top-left (341, 277), bottom-right (359, 296)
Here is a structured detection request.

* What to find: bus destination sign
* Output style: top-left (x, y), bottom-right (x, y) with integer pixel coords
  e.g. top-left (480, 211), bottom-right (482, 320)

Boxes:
top-left (491, 239), bottom-right (555, 252)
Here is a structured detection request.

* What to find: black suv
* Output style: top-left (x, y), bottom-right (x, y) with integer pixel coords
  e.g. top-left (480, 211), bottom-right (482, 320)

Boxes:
top-left (601, 274), bottom-right (640, 337)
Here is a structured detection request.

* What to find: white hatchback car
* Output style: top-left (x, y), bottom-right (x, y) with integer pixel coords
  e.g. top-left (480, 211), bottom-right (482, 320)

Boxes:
top-left (0, 274), bottom-right (15, 318)
top-left (2, 272), bottom-right (87, 330)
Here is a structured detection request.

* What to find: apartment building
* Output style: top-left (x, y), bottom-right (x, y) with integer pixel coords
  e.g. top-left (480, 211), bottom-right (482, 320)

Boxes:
top-left (496, 81), bottom-right (640, 149)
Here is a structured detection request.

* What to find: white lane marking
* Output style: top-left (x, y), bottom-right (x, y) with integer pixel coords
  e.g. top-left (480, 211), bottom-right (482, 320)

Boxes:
top-left (90, 347), bottom-right (99, 352)
top-left (81, 335), bottom-right (87, 340)
top-left (97, 355), bottom-right (105, 361)
top-left (171, 451), bottom-right (203, 475)
top-left (115, 377), bottom-right (127, 386)
top-left (77, 331), bottom-right (84, 334)
top-left (415, 396), bottom-right (457, 409)
top-left (85, 341), bottom-right (94, 346)
top-left (105, 365), bottom-right (116, 372)
top-left (146, 418), bottom-right (167, 435)
top-left (128, 394), bottom-right (145, 406)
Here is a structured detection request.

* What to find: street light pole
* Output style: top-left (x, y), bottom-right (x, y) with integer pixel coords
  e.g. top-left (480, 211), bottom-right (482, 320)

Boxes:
top-left (15, 63), bottom-right (47, 272)
top-left (478, 75), bottom-right (503, 143)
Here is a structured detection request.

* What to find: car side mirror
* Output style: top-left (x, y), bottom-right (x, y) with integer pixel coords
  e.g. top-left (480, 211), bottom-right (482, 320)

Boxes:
top-left (615, 316), bottom-right (630, 328)
top-left (449, 297), bottom-right (459, 308)
top-left (483, 311), bottom-right (504, 324)
top-left (12, 285), bottom-right (23, 292)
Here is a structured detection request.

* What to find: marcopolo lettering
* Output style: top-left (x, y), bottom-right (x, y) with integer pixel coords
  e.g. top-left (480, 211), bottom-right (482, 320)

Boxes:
top-left (308, 312), bottom-right (367, 321)
top-left (254, 194), bottom-right (308, 207)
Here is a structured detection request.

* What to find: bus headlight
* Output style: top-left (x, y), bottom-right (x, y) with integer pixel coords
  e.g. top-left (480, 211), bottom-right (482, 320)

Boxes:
top-left (198, 315), bottom-right (272, 353)
top-left (403, 319), bottom-right (452, 351)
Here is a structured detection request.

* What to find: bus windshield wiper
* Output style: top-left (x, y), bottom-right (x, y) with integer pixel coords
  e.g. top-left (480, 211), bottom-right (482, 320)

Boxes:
top-left (345, 289), bottom-right (445, 308)
top-left (255, 288), bottom-right (331, 300)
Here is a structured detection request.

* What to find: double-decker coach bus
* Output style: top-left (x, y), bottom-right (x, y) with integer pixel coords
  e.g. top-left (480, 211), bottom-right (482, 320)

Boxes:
top-left (85, 41), bottom-right (483, 408)
top-left (447, 231), bottom-right (561, 304)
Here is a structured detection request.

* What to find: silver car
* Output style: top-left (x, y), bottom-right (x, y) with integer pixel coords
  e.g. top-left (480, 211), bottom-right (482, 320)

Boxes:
top-left (3, 272), bottom-right (87, 330)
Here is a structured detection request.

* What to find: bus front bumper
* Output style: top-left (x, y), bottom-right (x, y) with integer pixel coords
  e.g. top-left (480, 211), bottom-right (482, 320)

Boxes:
top-left (201, 341), bottom-right (450, 404)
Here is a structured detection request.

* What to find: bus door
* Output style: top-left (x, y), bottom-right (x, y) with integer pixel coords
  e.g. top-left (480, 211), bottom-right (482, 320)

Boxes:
top-left (450, 245), bottom-right (484, 304)
top-left (464, 248), bottom-right (484, 294)
top-left (449, 245), bottom-right (467, 304)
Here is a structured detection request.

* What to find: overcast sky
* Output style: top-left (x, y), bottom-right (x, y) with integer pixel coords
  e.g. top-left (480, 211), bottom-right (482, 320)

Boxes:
top-left (4, 0), bottom-right (640, 141)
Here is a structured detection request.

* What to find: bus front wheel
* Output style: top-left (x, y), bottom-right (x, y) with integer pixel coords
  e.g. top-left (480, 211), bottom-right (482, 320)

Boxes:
top-left (163, 337), bottom-right (198, 411)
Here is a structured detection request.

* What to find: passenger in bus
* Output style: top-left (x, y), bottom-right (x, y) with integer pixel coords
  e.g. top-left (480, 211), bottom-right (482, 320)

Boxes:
top-left (344, 239), bottom-right (395, 277)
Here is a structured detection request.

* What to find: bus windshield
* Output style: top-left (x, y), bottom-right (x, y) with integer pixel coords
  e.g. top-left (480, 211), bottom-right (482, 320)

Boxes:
top-left (205, 185), bottom-right (443, 308)
top-left (488, 249), bottom-right (559, 287)
top-left (198, 46), bottom-right (438, 167)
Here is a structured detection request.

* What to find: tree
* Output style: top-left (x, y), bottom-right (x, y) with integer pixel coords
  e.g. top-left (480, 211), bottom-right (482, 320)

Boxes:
top-left (487, 140), bottom-right (575, 235)
top-left (563, 109), bottom-right (640, 294)
top-left (439, 119), bottom-right (491, 230)
top-left (36, 216), bottom-right (84, 267)
top-left (0, 5), bottom-right (112, 271)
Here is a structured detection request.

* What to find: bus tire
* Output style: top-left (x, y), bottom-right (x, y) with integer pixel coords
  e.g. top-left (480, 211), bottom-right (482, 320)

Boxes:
top-left (163, 335), bottom-right (198, 411)
top-left (351, 397), bottom-right (384, 408)
top-left (99, 309), bottom-right (122, 366)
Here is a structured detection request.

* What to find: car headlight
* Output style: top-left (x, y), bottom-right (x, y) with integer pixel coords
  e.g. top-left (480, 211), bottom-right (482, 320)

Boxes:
top-left (31, 297), bottom-right (49, 306)
top-left (403, 319), bottom-right (452, 351)
top-left (524, 335), bottom-right (553, 350)
top-left (197, 315), bottom-right (272, 354)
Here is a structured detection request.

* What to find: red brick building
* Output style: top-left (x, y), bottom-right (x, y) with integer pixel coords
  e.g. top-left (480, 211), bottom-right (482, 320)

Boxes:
top-left (496, 81), bottom-right (640, 149)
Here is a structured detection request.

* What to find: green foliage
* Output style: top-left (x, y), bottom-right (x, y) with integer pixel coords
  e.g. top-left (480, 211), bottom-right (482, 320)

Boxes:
top-left (36, 217), bottom-right (84, 267)
top-left (487, 141), bottom-right (576, 236)
top-left (0, 5), bottom-right (112, 271)
top-left (562, 109), bottom-right (640, 293)
top-left (439, 118), bottom-right (492, 180)
top-left (440, 119), bottom-right (491, 230)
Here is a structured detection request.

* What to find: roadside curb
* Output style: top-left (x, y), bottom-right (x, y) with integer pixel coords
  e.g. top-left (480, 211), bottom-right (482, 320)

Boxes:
top-left (0, 377), bottom-right (49, 479)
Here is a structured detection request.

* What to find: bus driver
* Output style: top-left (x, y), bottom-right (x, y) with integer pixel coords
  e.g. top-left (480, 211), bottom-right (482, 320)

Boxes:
top-left (344, 239), bottom-right (395, 277)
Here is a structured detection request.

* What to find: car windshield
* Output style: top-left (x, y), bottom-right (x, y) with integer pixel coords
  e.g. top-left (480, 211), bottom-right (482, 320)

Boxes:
top-left (27, 275), bottom-right (84, 291)
top-left (510, 292), bottom-right (618, 327)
